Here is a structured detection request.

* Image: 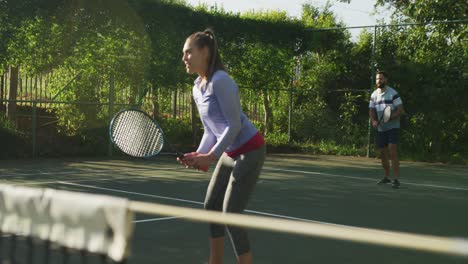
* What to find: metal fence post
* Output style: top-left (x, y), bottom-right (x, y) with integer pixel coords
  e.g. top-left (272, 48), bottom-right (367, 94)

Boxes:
top-left (108, 74), bottom-right (114, 157)
top-left (32, 101), bottom-right (37, 158)
top-left (288, 80), bottom-right (293, 143)
top-left (366, 25), bottom-right (377, 158)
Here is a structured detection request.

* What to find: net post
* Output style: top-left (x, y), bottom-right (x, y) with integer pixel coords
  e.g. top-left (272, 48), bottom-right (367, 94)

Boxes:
top-left (27, 236), bottom-right (34, 264)
top-left (80, 250), bottom-right (87, 264)
top-left (100, 253), bottom-right (108, 264)
top-left (9, 234), bottom-right (17, 263)
top-left (0, 231), bottom-right (3, 262)
top-left (43, 240), bottom-right (51, 264)
top-left (61, 246), bottom-right (69, 264)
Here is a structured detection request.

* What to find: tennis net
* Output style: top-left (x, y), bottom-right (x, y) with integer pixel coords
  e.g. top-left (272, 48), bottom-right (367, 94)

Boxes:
top-left (0, 184), bottom-right (133, 263)
top-left (1, 183), bottom-right (468, 263)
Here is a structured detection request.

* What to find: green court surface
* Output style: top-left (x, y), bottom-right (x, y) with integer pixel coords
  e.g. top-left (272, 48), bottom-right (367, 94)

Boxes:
top-left (1, 154), bottom-right (467, 264)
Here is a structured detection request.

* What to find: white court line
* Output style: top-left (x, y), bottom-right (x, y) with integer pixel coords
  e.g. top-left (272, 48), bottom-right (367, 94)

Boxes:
top-left (134, 216), bottom-right (180, 223)
top-left (58, 181), bottom-right (203, 205)
top-left (263, 167), bottom-right (468, 191)
top-left (7, 169), bottom-right (203, 187)
top-left (58, 181), bottom-right (350, 227)
top-left (0, 166), bottom-right (181, 178)
top-left (4, 163), bottom-right (466, 191)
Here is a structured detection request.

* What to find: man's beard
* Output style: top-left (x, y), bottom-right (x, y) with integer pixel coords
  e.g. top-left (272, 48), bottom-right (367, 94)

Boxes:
top-left (377, 83), bottom-right (385, 88)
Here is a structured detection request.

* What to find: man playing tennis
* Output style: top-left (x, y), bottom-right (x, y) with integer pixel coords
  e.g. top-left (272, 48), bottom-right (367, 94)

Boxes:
top-left (179, 29), bottom-right (266, 264)
top-left (369, 71), bottom-right (404, 189)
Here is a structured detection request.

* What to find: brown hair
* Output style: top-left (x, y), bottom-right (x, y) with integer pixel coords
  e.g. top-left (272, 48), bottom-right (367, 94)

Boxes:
top-left (376, 70), bottom-right (388, 79)
top-left (187, 28), bottom-right (226, 80)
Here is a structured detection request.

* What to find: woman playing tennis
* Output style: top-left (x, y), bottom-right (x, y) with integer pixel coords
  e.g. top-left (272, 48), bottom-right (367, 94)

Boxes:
top-left (179, 29), bottom-right (266, 264)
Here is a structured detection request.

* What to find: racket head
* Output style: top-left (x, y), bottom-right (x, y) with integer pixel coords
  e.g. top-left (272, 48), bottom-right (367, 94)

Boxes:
top-left (381, 106), bottom-right (392, 123)
top-left (109, 109), bottom-right (165, 158)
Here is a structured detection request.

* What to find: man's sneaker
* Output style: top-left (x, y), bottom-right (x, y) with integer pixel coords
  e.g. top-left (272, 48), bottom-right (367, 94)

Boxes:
top-left (378, 177), bottom-right (391, 185)
top-left (392, 179), bottom-right (400, 189)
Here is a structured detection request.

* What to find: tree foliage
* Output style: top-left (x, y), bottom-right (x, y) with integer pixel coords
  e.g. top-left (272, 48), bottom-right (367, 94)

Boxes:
top-left (2, 0), bottom-right (151, 134)
top-left (1, 0), bottom-right (466, 162)
top-left (372, 0), bottom-right (467, 162)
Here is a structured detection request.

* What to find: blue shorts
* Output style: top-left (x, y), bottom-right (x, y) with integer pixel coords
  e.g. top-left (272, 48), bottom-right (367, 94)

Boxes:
top-left (377, 128), bottom-right (399, 148)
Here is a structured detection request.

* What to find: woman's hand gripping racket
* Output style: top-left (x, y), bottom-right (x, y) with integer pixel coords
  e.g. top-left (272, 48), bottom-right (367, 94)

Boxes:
top-left (109, 109), bottom-right (208, 171)
top-left (110, 109), bottom-right (182, 158)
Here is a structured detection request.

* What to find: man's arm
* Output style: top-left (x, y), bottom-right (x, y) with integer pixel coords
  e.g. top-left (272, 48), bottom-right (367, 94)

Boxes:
top-left (369, 108), bottom-right (378, 127)
top-left (391, 104), bottom-right (404, 120)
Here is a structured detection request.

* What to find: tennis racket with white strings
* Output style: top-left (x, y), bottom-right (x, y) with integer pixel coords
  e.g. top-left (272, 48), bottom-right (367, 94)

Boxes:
top-left (377, 106), bottom-right (392, 126)
top-left (109, 109), bottom-right (183, 159)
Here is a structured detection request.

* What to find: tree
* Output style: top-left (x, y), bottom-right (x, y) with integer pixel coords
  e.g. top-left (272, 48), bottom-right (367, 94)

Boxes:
top-left (291, 3), bottom-right (354, 142)
top-left (376, 0), bottom-right (467, 22)
top-left (231, 41), bottom-right (294, 135)
top-left (2, 0), bottom-right (151, 134)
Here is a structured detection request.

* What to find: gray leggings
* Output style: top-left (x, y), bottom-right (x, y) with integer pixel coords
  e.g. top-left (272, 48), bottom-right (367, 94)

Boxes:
top-left (204, 145), bottom-right (266, 256)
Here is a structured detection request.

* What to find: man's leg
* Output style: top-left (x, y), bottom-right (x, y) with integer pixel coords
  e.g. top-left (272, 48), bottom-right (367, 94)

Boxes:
top-left (388, 143), bottom-right (399, 179)
top-left (376, 130), bottom-right (390, 181)
top-left (388, 128), bottom-right (401, 188)
top-left (380, 147), bottom-right (390, 178)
